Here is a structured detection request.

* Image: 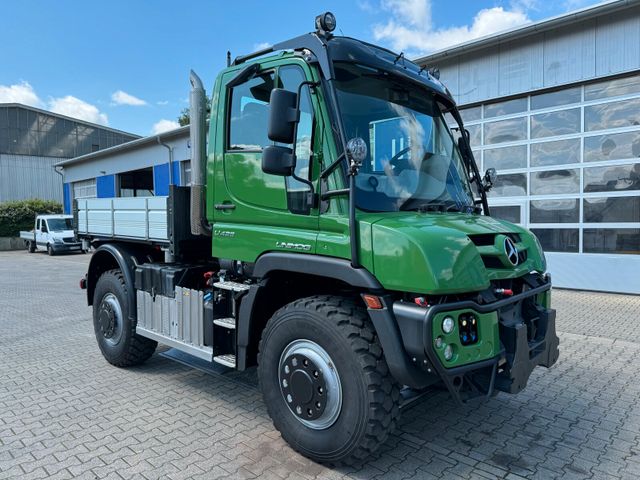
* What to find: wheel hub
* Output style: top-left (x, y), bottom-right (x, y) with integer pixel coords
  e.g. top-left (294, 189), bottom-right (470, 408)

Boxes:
top-left (279, 340), bottom-right (342, 430)
top-left (99, 303), bottom-right (116, 338)
top-left (98, 293), bottom-right (123, 346)
top-left (282, 354), bottom-right (327, 421)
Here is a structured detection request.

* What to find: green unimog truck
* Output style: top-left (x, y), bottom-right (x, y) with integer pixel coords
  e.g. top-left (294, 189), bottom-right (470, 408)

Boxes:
top-left (78, 12), bottom-right (559, 464)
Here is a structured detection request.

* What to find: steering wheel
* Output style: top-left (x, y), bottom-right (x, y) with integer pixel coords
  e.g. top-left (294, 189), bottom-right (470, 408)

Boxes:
top-left (387, 147), bottom-right (412, 173)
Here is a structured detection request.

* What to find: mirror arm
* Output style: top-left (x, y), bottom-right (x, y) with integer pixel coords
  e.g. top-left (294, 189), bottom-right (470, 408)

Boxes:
top-left (320, 152), bottom-right (346, 179)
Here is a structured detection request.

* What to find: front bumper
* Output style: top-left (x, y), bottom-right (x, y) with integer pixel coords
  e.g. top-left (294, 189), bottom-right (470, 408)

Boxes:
top-left (392, 277), bottom-right (559, 404)
top-left (52, 242), bottom-right (83, 252)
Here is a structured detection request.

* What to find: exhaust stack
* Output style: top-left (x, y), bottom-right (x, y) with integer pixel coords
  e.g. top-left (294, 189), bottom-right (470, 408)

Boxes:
top-left (189, 70), bottom-right (210, 236)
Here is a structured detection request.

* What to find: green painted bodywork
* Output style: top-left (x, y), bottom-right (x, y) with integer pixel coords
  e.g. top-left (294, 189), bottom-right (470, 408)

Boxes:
top-left (203, 51), bottom-right (550, 367)
top-left (432, 309), bottom-right (501, 368)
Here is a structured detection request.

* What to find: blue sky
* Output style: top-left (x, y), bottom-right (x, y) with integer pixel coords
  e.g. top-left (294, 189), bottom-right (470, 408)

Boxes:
top-left (0, 0), bottom-right (602, 136)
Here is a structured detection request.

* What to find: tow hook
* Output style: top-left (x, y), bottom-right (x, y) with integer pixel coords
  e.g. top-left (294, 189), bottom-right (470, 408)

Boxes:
top-left (494, 288), bottom-right (513, 296)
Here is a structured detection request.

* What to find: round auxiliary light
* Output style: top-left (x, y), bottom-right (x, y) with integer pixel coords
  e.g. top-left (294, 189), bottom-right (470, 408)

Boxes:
top-left (442, 316), bottom-right (455, 334)
top-left (316, 12), bottom-right (337, 33)
top-left (443, 344), bottom-right (454, 361)
top-left (435, 336), bottom-right (443, 349)
top-left (347, 137), bottom-right (368, 164)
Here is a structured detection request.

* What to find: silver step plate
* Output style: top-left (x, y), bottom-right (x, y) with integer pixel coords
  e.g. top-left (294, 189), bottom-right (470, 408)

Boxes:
top-left (213, 354), bottom-right (236, 368)
top-left (213, 317), bottom-right (236, 329)
top-left (213, 281), bottom-right (250, 292)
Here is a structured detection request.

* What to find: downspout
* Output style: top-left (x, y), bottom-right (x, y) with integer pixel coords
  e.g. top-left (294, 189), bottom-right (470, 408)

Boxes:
top-left (156, 137), bottom-right (174, 187)
top-left (189, 70), bottom-right (212, 236)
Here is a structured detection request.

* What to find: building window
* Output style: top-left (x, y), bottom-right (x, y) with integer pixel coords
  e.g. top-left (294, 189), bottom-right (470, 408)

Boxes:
top-left (531, 138), bottom-right (580, 167)
top-left (73, 179), bottom-right (97, 199)
top-left (530, 169), bottom-right (579, 195)
top-left (483, 117), bottom-right (527, 145)
top-left (491, 205), bottom-right (521, 224)
top-left (583, 229), bottom-right (640, 254)
top-left (530, 108), bottom-right (580, 139)
top-left (531, 228), bottom-right (579, 253)
top-left (118, 167), bottom-right (154, 197)
top-left (530, 199), bottom-right (579, 223)
top-left (483, 98), bottom-right (527, 118)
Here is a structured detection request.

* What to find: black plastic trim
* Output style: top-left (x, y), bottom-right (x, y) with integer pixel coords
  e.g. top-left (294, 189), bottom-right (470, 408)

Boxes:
top-left (252, 252), bottom-right (382, 290)
top-left (86, 243), bottom-right (149, 320)
top-left (367, 296), bottom-right (436, 389)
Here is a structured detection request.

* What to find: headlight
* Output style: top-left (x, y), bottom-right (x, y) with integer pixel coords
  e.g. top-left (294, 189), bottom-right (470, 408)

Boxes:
top-left (442, 316), bottom-right (455, 334)
top-left (53, 238), bottom-right (63, 244)
top-left (443, 344), bottom-right (453, 361)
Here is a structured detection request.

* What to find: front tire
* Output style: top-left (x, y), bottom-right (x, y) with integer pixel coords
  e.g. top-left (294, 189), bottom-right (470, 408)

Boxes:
top-left (257, 296), bottom-right (400, 464)
top-left (47, 244), bottom-right (55, 256)
top-left (92, 269), bottom-right (157, 367)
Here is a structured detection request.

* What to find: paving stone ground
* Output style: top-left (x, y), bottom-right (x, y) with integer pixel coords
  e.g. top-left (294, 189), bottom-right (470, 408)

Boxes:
top-left (1, 250), bottom-right (639, 479)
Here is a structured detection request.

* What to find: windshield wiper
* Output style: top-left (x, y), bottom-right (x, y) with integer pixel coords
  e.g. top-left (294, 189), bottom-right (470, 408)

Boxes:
top-left (399, 200), bottom-right (463, 213)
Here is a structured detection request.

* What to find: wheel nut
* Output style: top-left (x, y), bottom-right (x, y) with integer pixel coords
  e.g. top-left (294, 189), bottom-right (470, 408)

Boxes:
top-left (296, 406), bottom-right (302, 415)
top-left (287, 394), bottom-right (292, 403)
top-left (303, 359), bottom-right (309, 367)
top-left (292, 358), bottom-right (298, 367)
top-left (316, 401), bottom-right (321, 409)
top-left (284, 365), bottom-right (290, 374)
top-left (282, 379), bottom-right (288, 388)
top-left (318, 386), bottom-right (323, 394)
top-left (313, 370), bottom-right (319, 378)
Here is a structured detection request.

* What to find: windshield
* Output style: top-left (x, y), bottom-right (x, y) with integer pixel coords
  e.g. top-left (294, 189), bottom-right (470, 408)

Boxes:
top-left (333, 63), bottom-right (475, 213)
top-left (47, 218), bottom-right (73, 231)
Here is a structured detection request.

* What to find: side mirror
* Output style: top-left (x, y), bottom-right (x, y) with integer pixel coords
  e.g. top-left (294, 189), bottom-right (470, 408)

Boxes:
top-left (267, 88), bottom-right (298, 144)
top-left (262, 145), bottom-right (295, 176)
top-left (483, 167), bottom-right (497, 191)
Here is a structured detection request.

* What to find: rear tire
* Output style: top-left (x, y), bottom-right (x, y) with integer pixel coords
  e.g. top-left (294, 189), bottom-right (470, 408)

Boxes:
top-left (92, 269), bottom-right (156, 367)
top-left (26, 241), bottom-right (35, 253)
top-left (257, 295), bottom-right (400, 464)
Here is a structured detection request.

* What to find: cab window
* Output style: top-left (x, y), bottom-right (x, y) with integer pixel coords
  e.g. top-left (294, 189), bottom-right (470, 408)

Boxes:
top-left (278, 65), bottom-right (315, 214)
top-left (228, 71), bottom-right (275, 151)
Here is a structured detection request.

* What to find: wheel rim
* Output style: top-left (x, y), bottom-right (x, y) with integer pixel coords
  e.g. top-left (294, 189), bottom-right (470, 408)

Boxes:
top-left (279, 339), bottom-right (342, 430)
top-left (98, 293), bottom-right (124, 346)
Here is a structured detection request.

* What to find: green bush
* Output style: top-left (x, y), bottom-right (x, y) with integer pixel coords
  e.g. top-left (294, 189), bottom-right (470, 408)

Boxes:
top-left (0, 199), bottom-right (63, 237)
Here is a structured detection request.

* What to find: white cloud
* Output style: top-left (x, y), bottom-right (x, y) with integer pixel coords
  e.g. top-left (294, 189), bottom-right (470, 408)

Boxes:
top-left (49, 95), bottom-right (109, 125)
top-left (372, 0), bottom-right (531, 55)
top-left (151, 119), bottom-right (180, 134)
top-left (0, 81), bottom-right (44, 107)
top-left (111, 90), bottom-right (147, 106)
top-left (253, 42), bottom-right (271, 51)
top-left (156, 100), bottom-right (169, 105)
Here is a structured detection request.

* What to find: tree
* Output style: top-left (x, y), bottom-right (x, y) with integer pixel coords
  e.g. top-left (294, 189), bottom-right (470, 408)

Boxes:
top-left (177, 95), bottom-right (212, 126)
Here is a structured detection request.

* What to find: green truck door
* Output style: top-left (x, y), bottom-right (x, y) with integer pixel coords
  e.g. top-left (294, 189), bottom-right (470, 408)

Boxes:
top-left (211, 60), bottom-right (320, 262)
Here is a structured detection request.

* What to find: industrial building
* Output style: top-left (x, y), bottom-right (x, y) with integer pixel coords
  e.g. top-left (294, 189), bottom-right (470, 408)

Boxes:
top-left (0, 103), bottom-right (138, 203)
top-left (416, 0), bottom-right (640, 294)
top-left (57, 0), bottom-right (639, 293)
top-left (55, 126), bottom-right (190, 213)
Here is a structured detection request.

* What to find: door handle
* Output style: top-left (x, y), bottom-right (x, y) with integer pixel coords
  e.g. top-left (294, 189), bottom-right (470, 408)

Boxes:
top-left (214, 202), bottom-right (236, 211)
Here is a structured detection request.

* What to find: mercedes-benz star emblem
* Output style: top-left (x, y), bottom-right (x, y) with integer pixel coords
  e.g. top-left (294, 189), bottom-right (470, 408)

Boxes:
top-left (504, 237), bottom-right (519, 266)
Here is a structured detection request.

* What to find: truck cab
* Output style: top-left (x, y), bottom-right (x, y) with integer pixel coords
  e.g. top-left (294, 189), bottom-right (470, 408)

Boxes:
top-left (79, 12), bottom-right (559, 465)
top-left (21, 214), bottom-right (83, 255)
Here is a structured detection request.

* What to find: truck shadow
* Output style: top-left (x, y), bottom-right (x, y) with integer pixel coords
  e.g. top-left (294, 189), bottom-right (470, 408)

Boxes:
top-left (133, 349), bottom-right (557, 478)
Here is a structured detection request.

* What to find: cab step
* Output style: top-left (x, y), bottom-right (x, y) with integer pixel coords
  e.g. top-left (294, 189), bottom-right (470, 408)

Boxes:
top-left (213, 281), bottom-right (250, 292)
top-left (213, 317), bottom-right (236, 329)
top-left (213, 354), bottom-right (236, 368)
